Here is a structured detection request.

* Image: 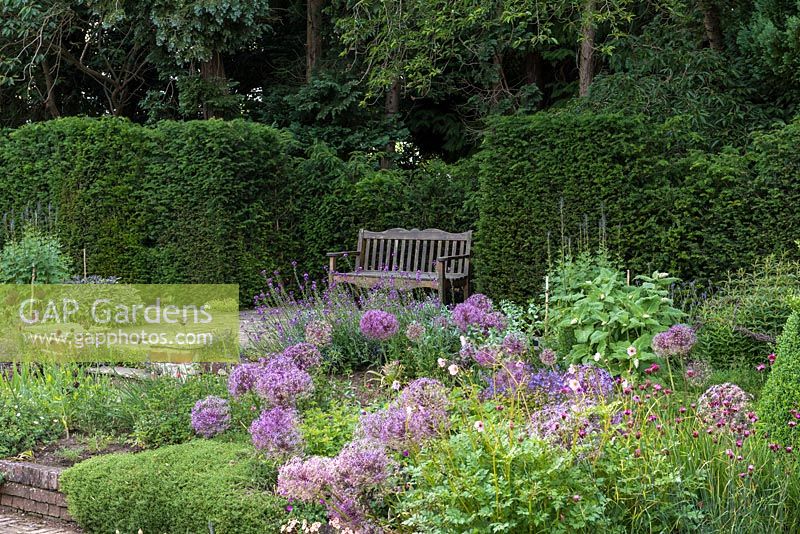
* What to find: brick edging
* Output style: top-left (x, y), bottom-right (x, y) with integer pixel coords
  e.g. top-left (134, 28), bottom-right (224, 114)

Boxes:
top-left (0, 460), bottom-right (71, 521)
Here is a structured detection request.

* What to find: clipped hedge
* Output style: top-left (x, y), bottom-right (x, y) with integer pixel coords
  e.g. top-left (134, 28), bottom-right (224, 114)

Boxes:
top-left (0, 118), bottom-right (474, 302)
top-left (475, 113), bottom-right (800, 301)
top-left (60, 440), bottom-right (286, 534)
top-left (757, 312), bottom-right (800, 447)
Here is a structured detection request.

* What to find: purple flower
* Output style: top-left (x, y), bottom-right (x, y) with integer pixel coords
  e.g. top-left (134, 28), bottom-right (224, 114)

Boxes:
top-left (483, 360), bottom-right (533, 399)
top-left (464, 293), bottom-right (493, 312)
top-left (529, 402), bottom-right (601, 449)
top-left (501, 333), bottom-right (528, 357)
top-left (360, 310), bottom-right (399, 341)
top-left (652, 324), bottom-right (697, 358)
top-left (282, 342), bottom-right (322, 370)
top-left (539, 348), bottom-right (558, 366)
top-left (334, 438), bottom-right (393, 490)
top-left (305, 320), bottom-right (333, 347)
top-left (451, 302), bottom-right (485, 332)
top-left (277, 456), bottom-right (334, 502)
top-left (685, 360), bottom-right (712, 387)
top-left (227, 363), bottom-right (260, 398)
top-left (397, 378), bottom-right (450, 411)
top-left (563, 364), bottom-right (615, 403)
top-left (473, 346), bottom-right (500, 367)
top-left (250, 406), bottom-right (303, 456)
top-left (190, 396), bottom-right (231, 438)
top-left (254, 354), bottom-right (314, 406)
top-left (405, 321), bottom-right (425, 342)
top-left (697, 383), bottom-right (753, 436)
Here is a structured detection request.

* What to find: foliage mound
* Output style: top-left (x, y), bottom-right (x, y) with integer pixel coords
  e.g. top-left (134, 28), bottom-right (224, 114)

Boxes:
top-left (60, 440), bottom-right (286, 534)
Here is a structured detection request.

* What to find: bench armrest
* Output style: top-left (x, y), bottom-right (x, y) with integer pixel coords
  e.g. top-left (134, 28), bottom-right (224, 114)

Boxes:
top-left (326, 250), bottom-right (359, 258)
top-left (436, 253), bottom-right (471, 263)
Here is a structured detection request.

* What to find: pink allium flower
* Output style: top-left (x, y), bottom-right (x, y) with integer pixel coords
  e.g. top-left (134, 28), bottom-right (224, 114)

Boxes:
top-left (305, 320), bottom-right (333, 347)
top-left (405, 321), bottom-right (425, 342)
top-left (360, 310), bottom-right (399, 341)
top-left (652, 324), bottom-right (697, 358)
top-left (539, 348), bottom-right (557, 366)
top-left (283, 342), bottom-right (322, 370)
top-left (697, 383), bottom-right (753, 436)
top-left (250, 406), bottom-right (303, 456)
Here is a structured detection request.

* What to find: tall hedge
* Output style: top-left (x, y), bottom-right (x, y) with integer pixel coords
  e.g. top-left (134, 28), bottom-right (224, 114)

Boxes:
top-left (475, 113), bottom-right (800, 301)
top-left (757, 311), bottom-right (800, 448)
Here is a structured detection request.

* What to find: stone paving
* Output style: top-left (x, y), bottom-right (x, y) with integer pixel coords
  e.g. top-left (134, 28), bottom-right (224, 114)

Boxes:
top-left (0, 509), bottom-right (80, 534)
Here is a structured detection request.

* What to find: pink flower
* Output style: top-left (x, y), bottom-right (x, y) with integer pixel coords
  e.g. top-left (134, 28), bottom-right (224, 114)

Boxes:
top-left (474, 420), bottom-right (485, 432)
top-left (756, 363), bottom-right (766, 372)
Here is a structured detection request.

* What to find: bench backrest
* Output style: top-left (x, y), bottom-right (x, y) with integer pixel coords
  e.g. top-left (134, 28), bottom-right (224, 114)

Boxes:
top-left (357, 228), bottom-right (472, 275)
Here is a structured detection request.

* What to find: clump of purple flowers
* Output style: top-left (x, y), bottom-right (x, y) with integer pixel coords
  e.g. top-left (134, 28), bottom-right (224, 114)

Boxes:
top-left (360, 310), bottom-right (400, 341)
top-left (563, 364), bottom-right (615, 404)
top-left (405, 321), bottom-right (425, 342)
top-left (482, 361), bottom-right (532, 399)
top-left (697, 382), bottom-right (754, 435)
top-left (359, 378), bottom-right (450, 451)
top-left (277, 439), bottom-right (395, 532)
top-left (282, 342), bottom-right (322, 370)
top-left (473, 346), bottom-right (500, 367)
top-left (652, 324), bottom-right (697, 358)
top-left (254, 354), bottom-right (314, 406)
top-left (451, 293), bottom-right (507, 333)
top-left (250, 406), bottom-right (303, 456)
top-left (190, 396), bottom-right (231, 438)
top-left (305, 320), bottom-right (333, 347)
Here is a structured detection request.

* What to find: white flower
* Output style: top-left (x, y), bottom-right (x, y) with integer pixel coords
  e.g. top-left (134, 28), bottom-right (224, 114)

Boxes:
top-left (474, 420), bottom-right (485, 432)
top-left (448, 364), bottom-right (459, 376)
top-left (570, 318), bottom-right (579, 325)
top-left (593, 352), bottom-right (602, 362)
top-left (568, 378), bottom-right (581, 393)
top-left (633, 358), bottom-right (640, 369)
top-left (642, 313), bottom-right (651, 319)
top-left (621, 380), bottom-right (629, 389)
top-left (568, 364), bottom-right (577, 375)
top-left (391, 380), bottom-right (401, 390)
top-left (599, 293), bottom-right (605, 300)
top-left (437, 357), bottom-right (447, 368)
top-left (627, 346), bottom-right (637, 357)
top-left (459, 335), bottom-right (469, 348)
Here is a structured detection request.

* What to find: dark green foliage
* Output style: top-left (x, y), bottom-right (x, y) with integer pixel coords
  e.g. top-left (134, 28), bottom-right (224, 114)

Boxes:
top-left (60, 440), bottom-right (287, 534)
top-left (757, 312), bottom-right (800, 447)
top-left (475, 112), bottom-right (800, 301)
top-left (695, 257), bottom-right (799, 369)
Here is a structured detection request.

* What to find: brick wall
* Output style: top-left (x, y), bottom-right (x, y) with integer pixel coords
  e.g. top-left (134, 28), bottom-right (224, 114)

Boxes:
top-left (0, 461), bottom-right (71, 521)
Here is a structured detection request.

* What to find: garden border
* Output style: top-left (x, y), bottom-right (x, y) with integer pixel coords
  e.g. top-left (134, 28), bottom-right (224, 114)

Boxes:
top-left (0, 460), bottom-right (71, 521)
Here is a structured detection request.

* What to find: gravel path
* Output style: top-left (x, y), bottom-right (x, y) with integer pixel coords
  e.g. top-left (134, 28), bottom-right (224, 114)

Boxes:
top-left (0, 509), bottom-right (80, 534)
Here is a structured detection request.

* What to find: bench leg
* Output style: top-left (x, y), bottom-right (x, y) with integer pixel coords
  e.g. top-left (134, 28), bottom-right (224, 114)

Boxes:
top-left (328, 256), bottom-right (336, 288)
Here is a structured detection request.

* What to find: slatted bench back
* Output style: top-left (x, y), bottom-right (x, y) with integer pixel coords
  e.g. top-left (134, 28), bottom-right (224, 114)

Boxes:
top-left (357, 228), bottom-right (472, 275)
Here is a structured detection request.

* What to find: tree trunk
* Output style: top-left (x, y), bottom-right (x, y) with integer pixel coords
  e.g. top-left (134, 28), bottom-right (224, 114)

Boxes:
top-left (41, 58), bottom-right (60, 118)
top-left (579, 0), bottom-right (596, 97)
top-left (306, 0), bottom-right (324, 82)
top-left (490, 53), bottom-right (507, 106)
top-left (381, 79), bottom-right (400, 169)
top-left (200, 51), bottom-right (227, 119)
top-left (699, 0), bottom-right (724, 51)
top-left (525, 50), bottom-right (544, 90)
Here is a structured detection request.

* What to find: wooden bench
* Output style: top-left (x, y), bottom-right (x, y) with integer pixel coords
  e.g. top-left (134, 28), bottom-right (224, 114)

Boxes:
top-left (327, 228), bottom-right (472, 304)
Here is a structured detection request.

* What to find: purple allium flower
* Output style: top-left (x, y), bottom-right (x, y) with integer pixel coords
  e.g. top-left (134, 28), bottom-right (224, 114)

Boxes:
top-left (483, 360), bottom-right (532, 399)
top-left (473, 346), bottom-right (500, 367)
top-left (334, 438), bottom-right (393, 490)
top-left (464, 293), bottom-right (493, 312)
top-left (250, 406), bottom-right (303, 456)
top-left (405, 321), bottom-right (425, 342)
top-left (305, 320), bottom-right (333, 347)
top-left (227, 362), bottom-right (260, 398)
top-left (685, 360), bottom-right (712, 387)
top-left (529, 402), bottom-right (601, 449)
top-left (539, 348), bottom-right (558, 366)
top-left (359, 310), bottom-right (399, 341)
top-left (451, 302), bottom-right (485, 332)
top-left (482, 311), bottom-right (508, 332)
top-left (697, 383), bottom-right (753, 436)
top-left (282, 342), bottom-right (322, 370)
top-left (254, 354), bottom-right (314, 406)
top-left (360, 379), bottom-right (449, 451)
top-left (652, 324), bottom-right (697, 358)
top-left (190, 396), bottom-right (231, 438)
top-left (501, 333), bottom-right (528, 357)
top-left (277, 456), bottom-right (334, 502)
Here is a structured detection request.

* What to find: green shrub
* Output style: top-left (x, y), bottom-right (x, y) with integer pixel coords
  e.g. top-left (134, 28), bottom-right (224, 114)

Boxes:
top-left (694, 256), bottom-right (799, 369)
top-left (545, 252), bottom-right (684, 373)
top-left (60, 440), bottom-right (287, 534)
top-left (299, 401), bottom-right (360, 457)
top-left (0, 393), bottom-right (62, 457)
top-left (757, 312), bottom-right (800, 447)
top-left (0, 228), bottom-right (70, 283)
